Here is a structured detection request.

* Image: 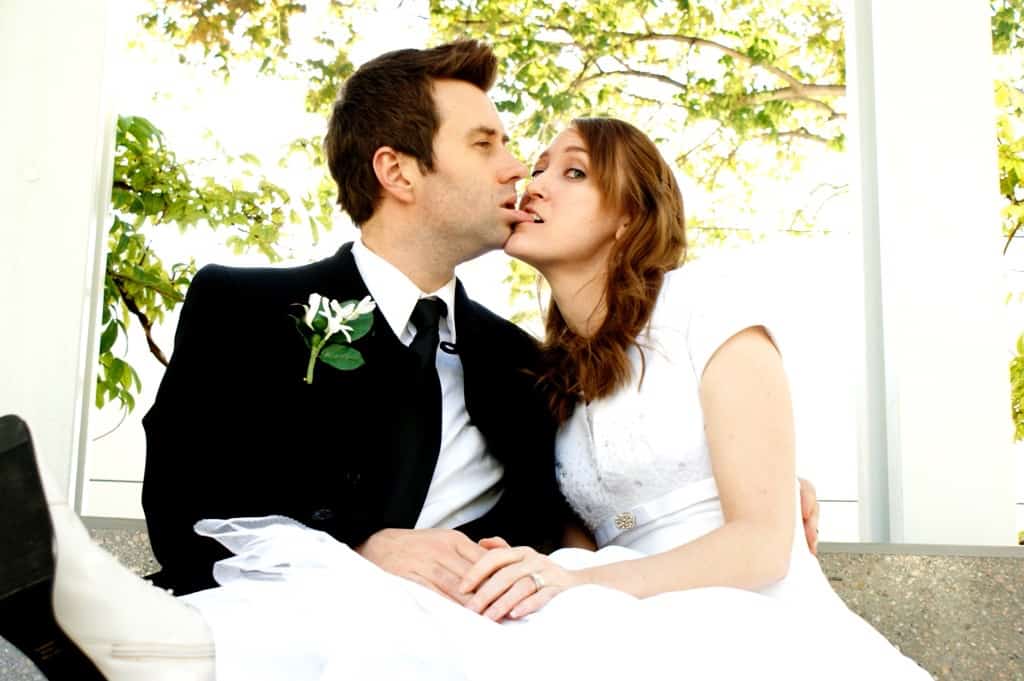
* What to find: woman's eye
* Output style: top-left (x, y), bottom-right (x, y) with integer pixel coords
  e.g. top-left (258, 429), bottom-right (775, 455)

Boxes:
top-left (475, 140), bottom-right (492, 149)
top-left (566, 167), bottom-right (586, 179)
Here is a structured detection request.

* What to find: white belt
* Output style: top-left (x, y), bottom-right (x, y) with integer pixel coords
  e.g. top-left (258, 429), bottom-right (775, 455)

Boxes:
top-left (593, 477), bottom-right (720, 546)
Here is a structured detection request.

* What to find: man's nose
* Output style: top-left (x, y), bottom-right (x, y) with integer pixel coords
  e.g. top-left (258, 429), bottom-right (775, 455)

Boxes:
top-left (500, 151), bottom-right (528, 184)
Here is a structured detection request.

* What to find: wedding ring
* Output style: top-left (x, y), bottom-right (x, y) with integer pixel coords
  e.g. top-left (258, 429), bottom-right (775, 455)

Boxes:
top-left (529, 571), bottom-right (545, 591)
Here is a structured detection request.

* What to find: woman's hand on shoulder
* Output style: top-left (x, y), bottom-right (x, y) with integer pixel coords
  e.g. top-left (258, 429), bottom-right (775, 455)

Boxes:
top-left (459, 542), bottom-right (583, 621)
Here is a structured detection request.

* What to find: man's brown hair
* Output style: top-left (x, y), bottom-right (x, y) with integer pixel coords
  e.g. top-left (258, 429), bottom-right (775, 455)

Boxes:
top-left (324, 40), bottom-right (498, 225)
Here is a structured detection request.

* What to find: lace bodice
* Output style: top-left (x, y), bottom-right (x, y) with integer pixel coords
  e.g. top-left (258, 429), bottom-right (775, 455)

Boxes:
top-left (555, 262), bottom-right (776, 536)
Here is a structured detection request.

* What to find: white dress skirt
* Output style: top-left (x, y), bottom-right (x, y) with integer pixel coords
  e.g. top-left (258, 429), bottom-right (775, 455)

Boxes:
top-left (181, 263), bottom-right (933, 680)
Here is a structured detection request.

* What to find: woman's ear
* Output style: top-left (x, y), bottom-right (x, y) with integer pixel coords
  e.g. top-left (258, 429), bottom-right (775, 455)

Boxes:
top-left (372, 146), bottom-right (416, 204)
top-left (615, 215), bottom-right (632, 240)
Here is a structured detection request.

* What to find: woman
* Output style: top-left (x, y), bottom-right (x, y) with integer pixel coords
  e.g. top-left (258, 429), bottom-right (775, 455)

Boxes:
top-left (451, 116), bottom-right (929, 673)
top-left (0, 119), bottom-right (932, 681)
top-left (186, 118), bottom-right (930, 679)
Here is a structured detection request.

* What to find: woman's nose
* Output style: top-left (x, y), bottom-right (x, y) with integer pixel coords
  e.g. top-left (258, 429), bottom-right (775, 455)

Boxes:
top-left (525, 175), bottom-right (547, 201)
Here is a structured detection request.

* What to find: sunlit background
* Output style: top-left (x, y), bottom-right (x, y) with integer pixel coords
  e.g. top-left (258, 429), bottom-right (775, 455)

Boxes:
top-left (70, 0), bottom-right (1022, 543)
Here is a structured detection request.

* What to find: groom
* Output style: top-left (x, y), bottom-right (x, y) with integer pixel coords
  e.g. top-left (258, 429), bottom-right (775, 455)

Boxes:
top-left (142, 39), bottom-right (820, 600)
top-left (141, 40), bottom-right (566, 599)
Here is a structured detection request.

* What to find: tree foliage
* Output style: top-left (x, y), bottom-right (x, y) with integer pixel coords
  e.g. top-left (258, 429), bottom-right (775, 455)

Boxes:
top-left (432, 0), bottom-right (848, 318)
top-left (98, 114), bottom-right (303, 410)
top-left (992, 0), bottom-right (1024, 440)
top-left (98, 1), bottom-right (366, 413)
top-left (433, 0), bottom-right (846, 197)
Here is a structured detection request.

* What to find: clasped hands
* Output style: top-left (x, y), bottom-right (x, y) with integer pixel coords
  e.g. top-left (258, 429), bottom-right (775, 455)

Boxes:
top-left (357, 478), bottom-right (821, 622)
top-left (356, 528), bottom-right (580, 622)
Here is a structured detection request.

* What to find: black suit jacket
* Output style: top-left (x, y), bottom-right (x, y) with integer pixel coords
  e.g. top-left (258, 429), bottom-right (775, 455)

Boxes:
top-left (142, 243), bottom-right (565, 594)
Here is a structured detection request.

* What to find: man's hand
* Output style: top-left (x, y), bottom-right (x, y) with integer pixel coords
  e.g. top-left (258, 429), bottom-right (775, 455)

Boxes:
top-left (356, 528), bottom-right (488, 604)
top-left (798, 477), bottom-right (820, 556)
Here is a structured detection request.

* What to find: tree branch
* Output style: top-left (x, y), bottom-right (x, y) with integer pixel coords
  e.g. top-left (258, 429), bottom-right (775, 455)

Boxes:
top-left (579, 67), bottom-right (688, 91)
top-left (741, 85), bottom-right (846, 114)
top-left (111, 276), bottom-right (170, 367)
top-left (107, 270), bottom-right (185, 303)
top-left (621, 31), bottom-right (821, 90)
top-left (764, 128), bottom-right (834, 146)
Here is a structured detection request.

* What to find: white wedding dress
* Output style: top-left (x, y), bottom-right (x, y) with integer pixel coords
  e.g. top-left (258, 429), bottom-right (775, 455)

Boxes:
top-left (182, 263), bottom-right (933, 680)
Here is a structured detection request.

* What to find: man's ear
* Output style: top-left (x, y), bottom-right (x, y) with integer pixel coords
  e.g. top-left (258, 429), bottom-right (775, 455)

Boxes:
top-left (372, 146), bottom-right (417, 204)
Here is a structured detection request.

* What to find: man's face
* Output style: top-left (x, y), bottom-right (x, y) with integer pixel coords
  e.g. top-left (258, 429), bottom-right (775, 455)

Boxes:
top-left (415, 79), bottom-right (530, 263)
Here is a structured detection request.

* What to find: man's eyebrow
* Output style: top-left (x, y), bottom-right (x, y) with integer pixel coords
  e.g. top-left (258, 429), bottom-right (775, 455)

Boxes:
top-left (469, 125), bottom-right (509, 144)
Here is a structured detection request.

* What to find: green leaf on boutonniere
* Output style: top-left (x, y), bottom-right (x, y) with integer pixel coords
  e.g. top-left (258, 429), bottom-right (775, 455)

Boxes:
top-left (311, 313), bottom-right (327, 333)
top-left (320, 344), bottom-right (364, 370)
top-left (324, 308), bottom-right (372, 345)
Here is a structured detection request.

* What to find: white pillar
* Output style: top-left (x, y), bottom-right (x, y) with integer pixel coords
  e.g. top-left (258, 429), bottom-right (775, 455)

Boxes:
top-left (0, 0), bottom-right (115, 510)
top-left (848, 0), bottom-right (1016, 544)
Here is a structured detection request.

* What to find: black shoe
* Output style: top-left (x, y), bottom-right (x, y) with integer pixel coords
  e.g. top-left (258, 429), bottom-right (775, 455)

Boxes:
top-left (0, 414), bottom-right (106, 679)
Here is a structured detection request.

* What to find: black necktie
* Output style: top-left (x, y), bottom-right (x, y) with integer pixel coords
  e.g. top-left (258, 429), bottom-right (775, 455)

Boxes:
top-left (409, 298), bottom-right (448, 371)
top-left (406, 298), bottom-right (447, 506)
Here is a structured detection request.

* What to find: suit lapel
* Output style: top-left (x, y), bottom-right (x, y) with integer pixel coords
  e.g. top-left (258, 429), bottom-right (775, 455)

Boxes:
top-left (308, 243), bottom-right (442, 529)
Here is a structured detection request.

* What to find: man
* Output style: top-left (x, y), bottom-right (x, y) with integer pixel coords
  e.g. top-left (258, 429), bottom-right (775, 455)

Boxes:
top-left (141, 40), bottom-right (567, 600)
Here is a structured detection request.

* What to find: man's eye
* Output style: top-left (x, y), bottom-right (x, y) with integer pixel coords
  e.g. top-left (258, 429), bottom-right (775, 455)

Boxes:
top-left (566, 168), bottom-right (586, 179)
top-left (531, 167), bottom-right (546, 177)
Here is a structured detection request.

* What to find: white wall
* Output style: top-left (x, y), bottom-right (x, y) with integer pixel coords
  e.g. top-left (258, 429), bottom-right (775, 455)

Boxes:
top-left (0, 0), bottom-right (114, 508)
top-left (848, 0), bottom-right (1016, 544)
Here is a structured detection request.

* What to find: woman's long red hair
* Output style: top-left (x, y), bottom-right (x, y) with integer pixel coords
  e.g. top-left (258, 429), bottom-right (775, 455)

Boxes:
top-left (538, 118), bottom-right (687, 424)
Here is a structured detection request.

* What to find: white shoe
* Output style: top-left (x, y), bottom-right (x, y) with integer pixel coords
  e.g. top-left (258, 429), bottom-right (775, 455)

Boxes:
top-left (0, 415), bottom-right (216, 681)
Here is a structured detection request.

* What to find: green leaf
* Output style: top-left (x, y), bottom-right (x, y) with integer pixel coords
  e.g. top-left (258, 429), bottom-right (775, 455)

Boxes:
top-left (344, 312), bottom-right (373, 342)
top-left (99, 321), bottom-right (118, 354)
top-left (312, 313), bottom-right (327, 333)
top-left (108, 358), bottom-right (126, 386)
top-left (319, 344), bottom-right (364, 371)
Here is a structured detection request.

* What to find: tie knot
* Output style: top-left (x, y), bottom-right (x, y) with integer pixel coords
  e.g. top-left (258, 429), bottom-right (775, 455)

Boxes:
top-left (410, 297), bottom-right (447, 333)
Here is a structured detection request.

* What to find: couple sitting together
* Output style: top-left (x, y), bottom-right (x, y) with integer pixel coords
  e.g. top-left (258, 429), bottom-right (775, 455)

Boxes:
top-left (0, 39), bottom-right (932, 680)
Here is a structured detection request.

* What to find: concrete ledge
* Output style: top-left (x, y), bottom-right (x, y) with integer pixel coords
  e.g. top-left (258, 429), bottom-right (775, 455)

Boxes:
top-left (819, 544), bottom-right (1022, 680)
top-left (3, 531), bottom-right (1021, 680)
top-left (821, 541), bottom-right (1024, 558)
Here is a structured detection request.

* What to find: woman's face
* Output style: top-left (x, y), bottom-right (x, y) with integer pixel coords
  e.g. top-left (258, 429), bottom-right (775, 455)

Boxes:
top-left (504, 128), bottom-right (628, 273)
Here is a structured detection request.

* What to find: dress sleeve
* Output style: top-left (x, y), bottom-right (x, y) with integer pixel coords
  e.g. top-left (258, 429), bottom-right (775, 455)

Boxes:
top-left (663, 257), bottom-right (782, 380)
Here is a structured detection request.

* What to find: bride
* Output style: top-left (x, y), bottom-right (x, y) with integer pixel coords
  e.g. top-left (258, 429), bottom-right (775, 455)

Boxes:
top-left (180, 117), bottom-right (932, 679)
top-left (0, 117), bottom-right (933, 680)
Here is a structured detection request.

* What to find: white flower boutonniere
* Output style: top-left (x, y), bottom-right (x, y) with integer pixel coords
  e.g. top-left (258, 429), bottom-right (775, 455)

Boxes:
top-left (292, 293), bottom-right (376, 384)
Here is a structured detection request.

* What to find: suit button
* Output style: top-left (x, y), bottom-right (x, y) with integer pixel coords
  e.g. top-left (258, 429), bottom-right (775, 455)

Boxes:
top-left (310, 508), bottom-right (335, 522)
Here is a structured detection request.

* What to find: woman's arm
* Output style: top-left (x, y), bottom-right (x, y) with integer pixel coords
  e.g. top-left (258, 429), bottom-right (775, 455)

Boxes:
top-left (574, 325), bottom-right (796, 595)
top-left (460, 326), bottom-right (796, 619)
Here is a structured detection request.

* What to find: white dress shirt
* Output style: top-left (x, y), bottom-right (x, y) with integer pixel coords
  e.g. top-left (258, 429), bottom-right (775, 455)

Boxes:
top-left (351, 239), bottom-right (504, 529)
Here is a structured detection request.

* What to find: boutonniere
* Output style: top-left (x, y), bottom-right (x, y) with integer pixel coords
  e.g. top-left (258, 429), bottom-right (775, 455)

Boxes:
top-left (292, 293), bottom-right (376, 384)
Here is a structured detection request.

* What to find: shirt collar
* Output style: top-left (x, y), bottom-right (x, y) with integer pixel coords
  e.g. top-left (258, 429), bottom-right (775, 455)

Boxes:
top-left (351, 238), bottom-right (457, 344)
